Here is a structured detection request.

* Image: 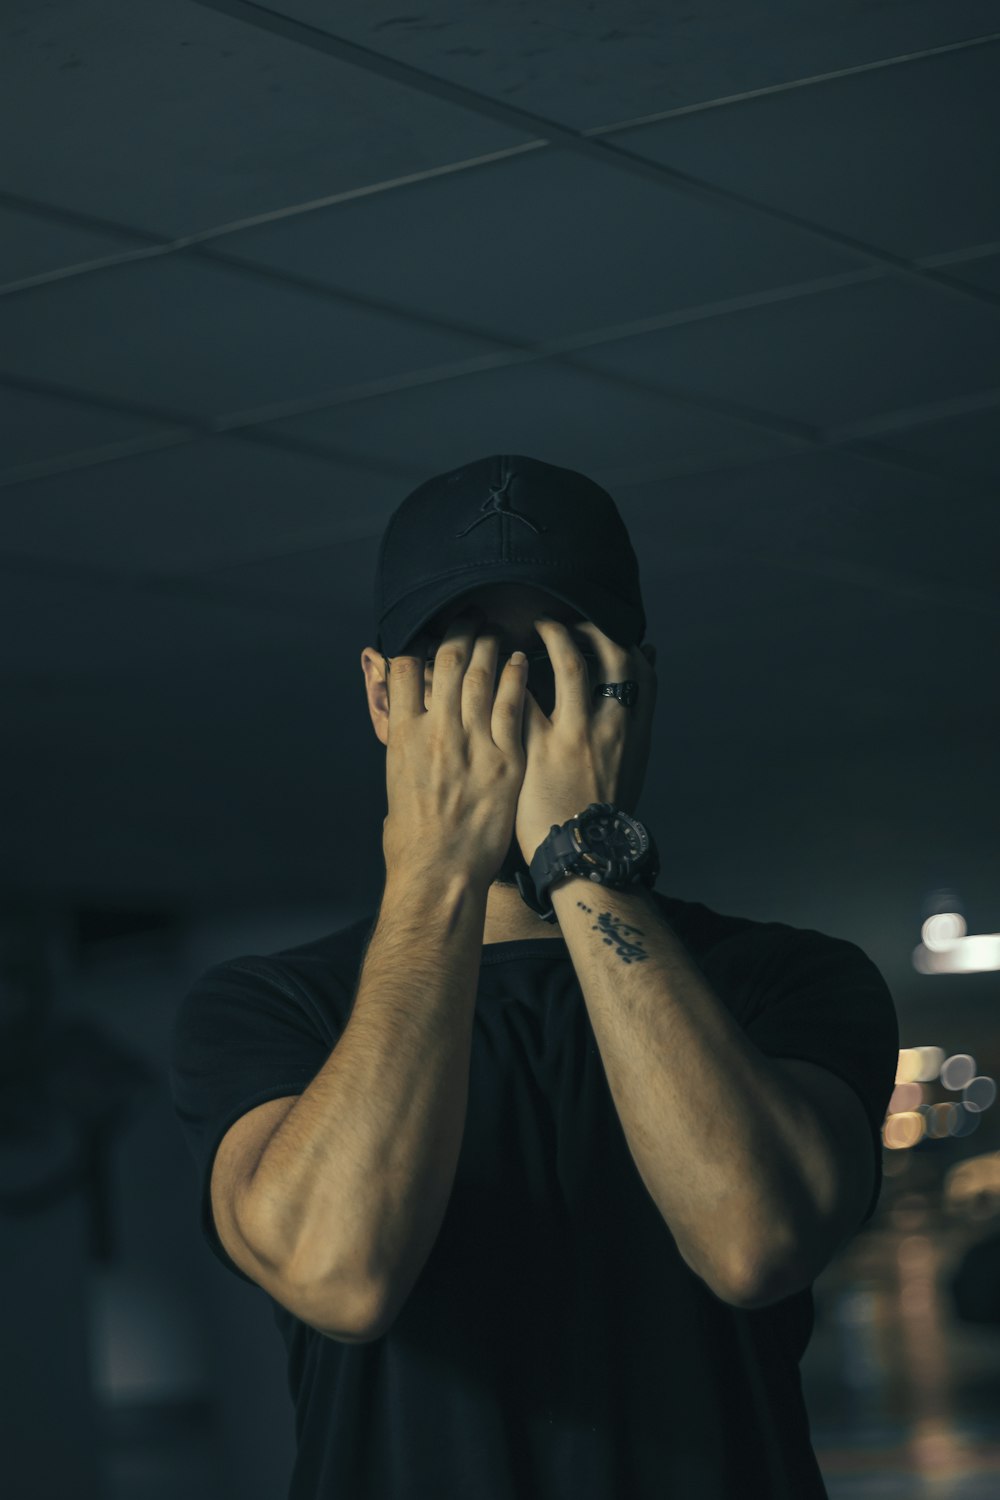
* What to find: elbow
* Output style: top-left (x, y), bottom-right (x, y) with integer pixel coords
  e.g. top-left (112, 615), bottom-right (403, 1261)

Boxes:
top-left (281, 1262), bottom-right (389, 1344)
top-left (726, 1237), bottom-right (814, 1310)
top-left (715, 1228), bottom-right (807, 1310)
top-left (724, 1261), bottom-right (802, 1310)
top-left (673, 1223), bottom-right (788, 1309)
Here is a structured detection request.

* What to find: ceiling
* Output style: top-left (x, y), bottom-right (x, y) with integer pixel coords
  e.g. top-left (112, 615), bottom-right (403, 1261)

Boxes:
top-left (2, 1), bottom-right (998, 1013)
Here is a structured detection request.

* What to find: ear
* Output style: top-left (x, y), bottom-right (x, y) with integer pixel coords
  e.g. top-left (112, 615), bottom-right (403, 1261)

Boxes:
top-left (361, 646), bottom-right (391, 747)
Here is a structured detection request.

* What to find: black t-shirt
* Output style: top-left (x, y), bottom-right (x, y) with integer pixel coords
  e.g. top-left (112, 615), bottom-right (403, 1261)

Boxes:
top-left (169, 889), bottom-right (899, 1500)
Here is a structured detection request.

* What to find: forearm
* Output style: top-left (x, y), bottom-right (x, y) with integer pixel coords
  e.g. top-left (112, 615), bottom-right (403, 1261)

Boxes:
top-left (549, 877), bottom-right (816, 1303)
top-left (240, 869), bottom-right (488, 1324)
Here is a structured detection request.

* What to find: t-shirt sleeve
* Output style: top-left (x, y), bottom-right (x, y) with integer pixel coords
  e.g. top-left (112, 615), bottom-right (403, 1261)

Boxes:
top-left (168, 955), bottom-right (332, 1285)
top-left (742, 924), bottom-right (900, 1227)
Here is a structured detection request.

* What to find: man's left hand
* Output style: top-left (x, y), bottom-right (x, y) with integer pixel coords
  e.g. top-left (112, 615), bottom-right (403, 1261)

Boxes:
top-left (515, 616), bottom-right (658, 867)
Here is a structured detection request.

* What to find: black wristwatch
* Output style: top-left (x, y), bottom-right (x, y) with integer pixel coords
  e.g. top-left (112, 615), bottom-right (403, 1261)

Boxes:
top-left (514, 802), bottom-right (660, 924)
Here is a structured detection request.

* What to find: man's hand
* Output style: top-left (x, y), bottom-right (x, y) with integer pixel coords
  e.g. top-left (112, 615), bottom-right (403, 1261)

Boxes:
top-left (514, 616), bottom-right (658, 865)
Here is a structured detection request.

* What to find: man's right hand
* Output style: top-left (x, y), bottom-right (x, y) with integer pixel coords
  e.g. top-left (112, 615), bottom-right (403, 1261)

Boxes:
top-left (382, 607), bottom-right (530, 892)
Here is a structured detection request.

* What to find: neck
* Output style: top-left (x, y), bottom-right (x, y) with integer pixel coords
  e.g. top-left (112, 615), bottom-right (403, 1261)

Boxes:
top-left (482, 834), bottom-right (565, 944)
top-left (483, 881), bottom-right (564, 944)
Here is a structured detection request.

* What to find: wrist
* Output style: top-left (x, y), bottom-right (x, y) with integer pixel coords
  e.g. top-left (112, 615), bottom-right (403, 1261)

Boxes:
top-left (382, 865), bottom-right (490, 919)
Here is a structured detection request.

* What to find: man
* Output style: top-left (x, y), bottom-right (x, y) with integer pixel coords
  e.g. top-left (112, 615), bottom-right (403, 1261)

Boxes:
top-left (170, 454), bottom-right (899, 1499)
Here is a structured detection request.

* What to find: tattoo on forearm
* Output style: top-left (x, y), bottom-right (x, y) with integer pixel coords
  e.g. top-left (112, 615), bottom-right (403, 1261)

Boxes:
top-left (575, 901), bottom-right (649, 964)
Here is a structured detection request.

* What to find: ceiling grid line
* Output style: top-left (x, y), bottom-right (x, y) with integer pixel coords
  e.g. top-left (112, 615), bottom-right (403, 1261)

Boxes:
top-left (1, 10), bottom-right (996, 513)
top-left (0, 516), bottom-right (997, 627)
top-left (4, 323), bottom-right (999, 500)
top-left (1, 21), bottom-right (998, 313)
top-left (183, 0), bottom-right (1000, 317)
top-left (3, 326), bottom-right (999, 502)
top-left (3, 266), bottom-right (1000, 500)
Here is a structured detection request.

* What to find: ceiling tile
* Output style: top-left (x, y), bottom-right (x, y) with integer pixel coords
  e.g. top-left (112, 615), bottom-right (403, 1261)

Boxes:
top-left (0, 436), bottom-right (396, 571)
top-left (262, 358), bottom-right (795, 481)
top-left (575, 278), bottom-right (1000, 428)
top-left (883, 404), bottom-right (1000, 481)
top-left (620, 446), bottom-right (1000, 608)
top-left (0, 255), bottom-right (499, 418)
top-left (0, 204), bottom-right (138, 286)
top-left (0, 385), bottom-right (173, 472)
top-left (0, 562), bottom-right (321, 679)
top-left (1, 0), bottom-right (529, 238)
top-left (229, 147), bottom-right (859, 346)
top-left (616, 39), bottom-right (1000, 259)
top-left (942, 251), bottom-right (1000, 297)
top-left (281, 0), bottom-right (1000, 136)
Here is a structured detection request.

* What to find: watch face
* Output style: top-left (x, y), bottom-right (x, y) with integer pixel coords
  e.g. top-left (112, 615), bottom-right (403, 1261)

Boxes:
top-left (586, 819), bottom-right (612, 848)
top-left (585, 810), bottom-right (648, 857)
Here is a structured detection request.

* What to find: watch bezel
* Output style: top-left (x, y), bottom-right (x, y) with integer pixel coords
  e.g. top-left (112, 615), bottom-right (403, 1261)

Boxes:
top-left (575, 803), bottom-right (648, 854)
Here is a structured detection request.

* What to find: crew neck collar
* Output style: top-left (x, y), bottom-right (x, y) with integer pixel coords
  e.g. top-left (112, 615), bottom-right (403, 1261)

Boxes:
top-left (480, 935), bottom-right (569, 960)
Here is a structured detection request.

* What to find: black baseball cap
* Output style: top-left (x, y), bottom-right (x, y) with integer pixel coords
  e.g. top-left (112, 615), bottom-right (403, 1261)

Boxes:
top-left (374, 454), bottom-right (646, 657)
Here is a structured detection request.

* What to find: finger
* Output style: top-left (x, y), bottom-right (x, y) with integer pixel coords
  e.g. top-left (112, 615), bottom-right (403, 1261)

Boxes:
top-left (385, 641), bottom-right (429, 721)
top-left (563, 618), bottom-right (641, 703)
top-left (533, 617), bottom-right (593, 723)
top-left (490, 650), bottom-right (529, 753)
top-left (427, 607), bottom-right (485, 721)
top-left (460, 629), bottom-right (502, 731)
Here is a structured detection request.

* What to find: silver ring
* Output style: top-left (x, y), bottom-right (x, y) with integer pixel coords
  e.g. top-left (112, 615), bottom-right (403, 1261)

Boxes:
top-left (593, 680), bottom-right (638, 707)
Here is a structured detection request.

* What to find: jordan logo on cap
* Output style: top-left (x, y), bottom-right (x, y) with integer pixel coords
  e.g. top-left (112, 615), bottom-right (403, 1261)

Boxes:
top-left (455, 459), bottom-right (547, 539)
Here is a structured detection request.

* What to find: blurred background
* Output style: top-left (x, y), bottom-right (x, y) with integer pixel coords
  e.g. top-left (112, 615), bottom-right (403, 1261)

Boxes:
top-left (2, 2), bottom-right (1000, 1496)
